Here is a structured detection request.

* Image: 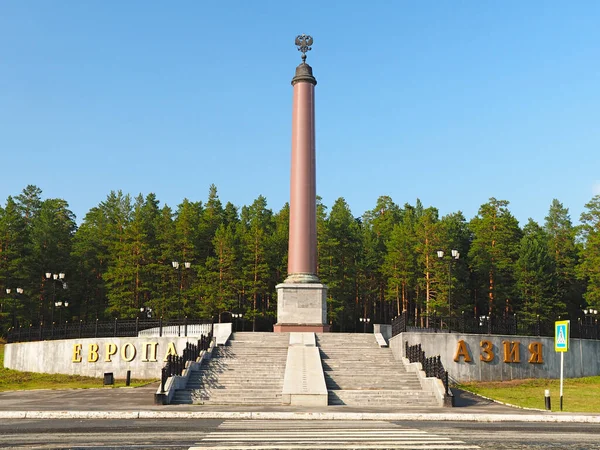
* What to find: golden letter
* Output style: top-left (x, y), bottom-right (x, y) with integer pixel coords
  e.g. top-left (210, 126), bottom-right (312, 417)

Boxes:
top-left (528, 342), bottom-right (544, 364)
top-left (88, 343), bottom-right (99, 362)
top-left (121, 343), bottom-right (136, 362)
top-left (163, 342), bottom-right (178, 362)
top-left (453, 340), bottom-right (472, 362)
top-left (480, 340), bottom-right (494, 362)
top-left (142, 342), bottom-right (158, 362)
top-left (503, 341), bottom-right (520, 363)
top-left (105, 343), bottom-right (117, 362)
top-left (72, 344), bottom-right (82, 363)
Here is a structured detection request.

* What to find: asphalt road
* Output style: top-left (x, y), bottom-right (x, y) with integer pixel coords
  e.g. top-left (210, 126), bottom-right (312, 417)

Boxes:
top-left (1, 419), bottom-right (599, 449)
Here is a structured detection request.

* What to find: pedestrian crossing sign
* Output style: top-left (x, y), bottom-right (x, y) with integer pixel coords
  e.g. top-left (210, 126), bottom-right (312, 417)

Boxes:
top-left (555, 320), bottom-right (569, 352)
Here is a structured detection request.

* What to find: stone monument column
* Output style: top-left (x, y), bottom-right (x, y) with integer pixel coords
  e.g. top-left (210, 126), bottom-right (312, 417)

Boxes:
top-left (274, 35), bottom-right (329, 333)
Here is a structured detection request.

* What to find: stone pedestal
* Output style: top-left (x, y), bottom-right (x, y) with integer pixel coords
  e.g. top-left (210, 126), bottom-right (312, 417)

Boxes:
top-left (274, 283), bottom-right (330, 332)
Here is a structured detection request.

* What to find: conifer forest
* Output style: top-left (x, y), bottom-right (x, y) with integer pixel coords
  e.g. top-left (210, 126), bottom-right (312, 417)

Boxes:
top-left (1, 184), bottom-right (600, 334)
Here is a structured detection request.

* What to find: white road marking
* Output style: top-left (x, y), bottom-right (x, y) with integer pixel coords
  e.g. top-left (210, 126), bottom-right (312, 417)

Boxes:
top-left (189, 420), bottom-right (481, 449)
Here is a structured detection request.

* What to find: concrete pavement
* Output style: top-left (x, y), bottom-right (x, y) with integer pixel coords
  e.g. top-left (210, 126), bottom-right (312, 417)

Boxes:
top-left (0, 382), bottom-right (598, 423)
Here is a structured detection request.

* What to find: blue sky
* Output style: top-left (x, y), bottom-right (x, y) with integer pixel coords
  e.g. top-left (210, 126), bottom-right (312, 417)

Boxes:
top-left (1, 2), bottom-right (599, 226)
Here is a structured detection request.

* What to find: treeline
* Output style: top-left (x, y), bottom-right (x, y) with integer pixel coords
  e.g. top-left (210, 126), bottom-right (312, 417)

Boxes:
top-left (1, 184), bottom-right (600, 334)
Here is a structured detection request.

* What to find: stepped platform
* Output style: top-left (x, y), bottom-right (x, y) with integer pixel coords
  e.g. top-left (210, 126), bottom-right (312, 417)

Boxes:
top-left (171, 331), bottom-right (441, 408)
top-left (172, 332), bottom-right (289, 405)
top-left (316, 333), bottom-right (439, 407)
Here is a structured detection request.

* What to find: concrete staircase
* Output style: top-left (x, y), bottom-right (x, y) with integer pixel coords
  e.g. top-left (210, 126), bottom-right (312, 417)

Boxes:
top-left (172, 332), bottom-right (289, 405)
top-left (316, 333), bottom-right (439, 407)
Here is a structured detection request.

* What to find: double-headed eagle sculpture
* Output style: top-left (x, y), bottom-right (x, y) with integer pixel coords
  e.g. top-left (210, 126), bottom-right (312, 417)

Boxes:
top-left (295, 34), bottom-right (313, 62)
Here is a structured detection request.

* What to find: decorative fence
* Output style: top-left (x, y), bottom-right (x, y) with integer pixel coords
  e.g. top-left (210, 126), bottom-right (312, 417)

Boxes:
top-left (405, 342), bottom-right (449, 396)
top-left (391, 311), bottom-right (600, 340)
top-left (160, 331), bottom-right (213, 393)
top-left (5, 318), bottom-right (213, 343)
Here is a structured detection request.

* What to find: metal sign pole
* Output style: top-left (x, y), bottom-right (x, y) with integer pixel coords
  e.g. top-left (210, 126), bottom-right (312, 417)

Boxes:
top-left (555, 319), bottom-right (569, 412)
top-left (560, 352), bottom-right (564, 411)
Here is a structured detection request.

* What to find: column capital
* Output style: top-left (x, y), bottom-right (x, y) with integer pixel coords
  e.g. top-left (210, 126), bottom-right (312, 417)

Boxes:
top-left (291, 63), bottom-right (317, 86)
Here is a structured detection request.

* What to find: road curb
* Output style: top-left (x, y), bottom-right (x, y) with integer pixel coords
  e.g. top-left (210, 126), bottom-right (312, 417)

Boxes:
top-left (1, 411), bottom-right (599, 423)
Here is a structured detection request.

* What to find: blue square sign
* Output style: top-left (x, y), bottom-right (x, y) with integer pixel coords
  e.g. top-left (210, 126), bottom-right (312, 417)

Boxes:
top-left (555, 320), bottom-right (569, 352)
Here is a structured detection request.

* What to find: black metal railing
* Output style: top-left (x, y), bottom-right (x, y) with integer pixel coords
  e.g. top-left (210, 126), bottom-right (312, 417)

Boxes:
top-left (391, 311), bottom-right (600, 340)
top-left (160, 330), bottom-right (213, 392)
top-left (5, 317), bottom-right (213, 343)
top-left (405, 342), bottom-right (449, 396)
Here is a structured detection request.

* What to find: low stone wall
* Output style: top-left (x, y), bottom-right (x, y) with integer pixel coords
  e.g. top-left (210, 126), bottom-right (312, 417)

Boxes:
top-left (4, 337), bottom-right (204, 380)
top-left (389, 332), bottom-right (600, 382)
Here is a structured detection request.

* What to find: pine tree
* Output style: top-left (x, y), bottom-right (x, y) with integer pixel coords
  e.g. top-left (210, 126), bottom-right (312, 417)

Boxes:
top-left (0, 197), bottom-right (30, 329)
top-left (544, 199), bottom-right (583, 317)
top-left (170, 199), bottom-right (203, 319)
top-left (414, 206), bottom-right (442, 325)
top-left (469, 198), bottom-right (522, 317)
top-left (578, 195), bottom-right (600, 308)
top-left (437, 212), bottom-right (471, 316)
top-left (71, 207), bottom-right (110, 321)
top-left (325, 198), bottom-right (361, 331)
top-left (383, 210), bottom-right (416, 316)
top-left (360, 196), bottom-right (401, 325)
top-left (101, 191), bottom-right (134, 318)
top-left (200, 184), bottom-right (224, 260)
top-left (516, 219), bottom-right (557, 321)
top-left (240, 196), bottom-right (273, 330)
top-left (204, 224), bottom-right (239, 320)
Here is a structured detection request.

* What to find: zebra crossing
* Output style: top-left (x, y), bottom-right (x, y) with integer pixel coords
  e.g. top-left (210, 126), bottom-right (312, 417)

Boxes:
top-left (189, 420), bottom-right (480, 449)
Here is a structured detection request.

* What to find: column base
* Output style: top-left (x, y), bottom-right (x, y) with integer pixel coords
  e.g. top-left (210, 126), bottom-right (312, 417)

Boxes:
top-left (274, 323), bottom-right (331, 333)
top-left (275, 282), bottom-right (328, 333)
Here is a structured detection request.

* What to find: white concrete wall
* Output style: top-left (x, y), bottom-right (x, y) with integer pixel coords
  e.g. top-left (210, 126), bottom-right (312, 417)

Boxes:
top-left (389, 332), bottom-right (600, 382)
top-left (4, 337), bottom-right (206, 379)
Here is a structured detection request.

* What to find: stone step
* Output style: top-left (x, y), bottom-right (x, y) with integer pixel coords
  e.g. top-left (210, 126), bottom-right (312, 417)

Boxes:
top-left (321, 361), bottom-right (401, 366)
top-left (324, 376), bottom-right (419, 382)
top-left (186, 381), bottom-right (283, 389)
top-left (194, 377), bottom-right (284, 382)
top-left (216, 349), bottom-right (289, 354)
top-left (204, 360), bottom-right (287, 365)
top-left (326, 383), bottom-right (423, 390)
top-left (322, 371), bottom-right (413, 377)
top-left (197, 374), bottom-right (285, 378)
top-left (329, 390), bottom-right (436, 398)
top-left (190, 388), bottom-right (283, 394)
top-left (328, 390), bottom-right (438, 405)
top-left (197, 374), bottom-right (284, 379)
top-left (192, 398), bottom-right (283, 405)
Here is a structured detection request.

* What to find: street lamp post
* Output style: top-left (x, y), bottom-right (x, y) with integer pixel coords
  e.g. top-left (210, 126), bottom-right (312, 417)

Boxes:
top-left (46, 272), bottom-right (66, 324)
top-left (359, 317), bottom-right (370, 333)
top-left (171, 261), bottom-right (191, 320)
top-left (583, 309), bottom-right (598, 340)
top-left (437, 249), bottom-right (460, 316)
top-left (54, 299), bottom-right (69, 325)
top-left (140, 306), bottom-right (153, 319)
top-left (583, 308), bottom-right (598, 325)
top-left (232, 313), bottom-right (243, 332)
top-left (5, 287), bottom-right (23, 328)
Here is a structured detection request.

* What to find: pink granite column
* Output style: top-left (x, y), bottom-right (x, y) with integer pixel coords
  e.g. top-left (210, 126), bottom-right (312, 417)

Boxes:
top-left (274, 36), bottom-right (328, 333)
top-left (287, 68), bottom-right (319, 283)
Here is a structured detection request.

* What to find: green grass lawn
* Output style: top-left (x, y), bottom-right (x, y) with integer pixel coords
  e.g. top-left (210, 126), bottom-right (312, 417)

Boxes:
top-left (458, 376), bottom-right (600, 413)
top-left (0, 340), bottom-right (156, 391)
